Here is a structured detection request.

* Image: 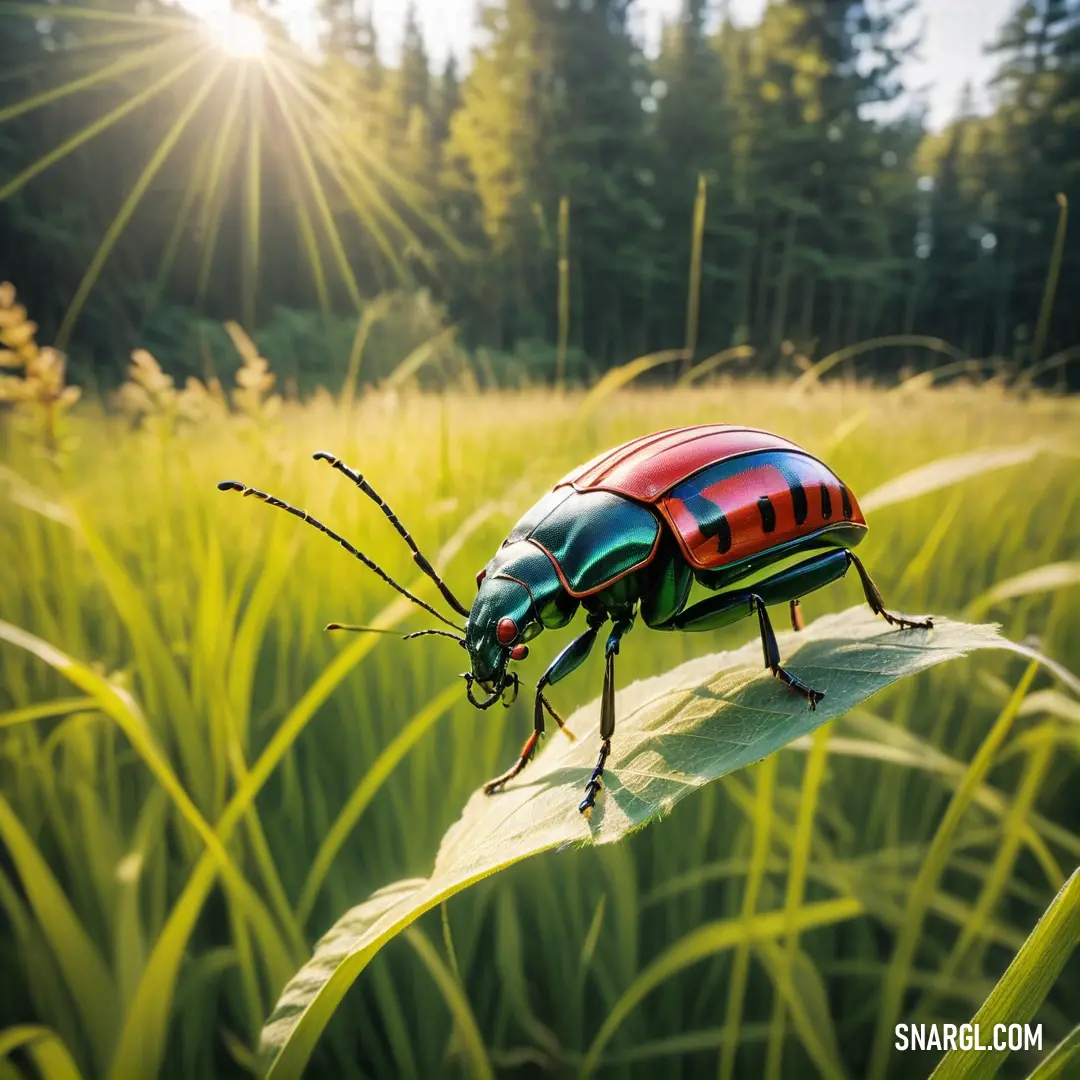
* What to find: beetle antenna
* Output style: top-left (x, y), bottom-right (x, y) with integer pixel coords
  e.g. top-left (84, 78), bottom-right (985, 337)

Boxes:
top-left (325, 623), bottom-right (466, 648)
top-left (218, 481), bottom-right (465, 632)
top-left (402, 629), bottom-right (468, 647)
top-left (313, 451), bottom-right (471, 619)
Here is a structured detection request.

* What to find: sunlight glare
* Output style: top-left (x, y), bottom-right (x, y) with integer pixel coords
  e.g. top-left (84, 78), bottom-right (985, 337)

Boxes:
top-left (204, 8), bottom-right (267, 59)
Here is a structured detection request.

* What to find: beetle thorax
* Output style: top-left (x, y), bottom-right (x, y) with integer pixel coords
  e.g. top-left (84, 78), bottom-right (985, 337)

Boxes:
top-left (466, 540), bottom-right (577, 687)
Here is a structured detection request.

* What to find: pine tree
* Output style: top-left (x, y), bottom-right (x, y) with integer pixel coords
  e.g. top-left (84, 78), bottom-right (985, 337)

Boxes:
top-left (448, 0), bottom-right (650, 358)
top-left (433, 54), bottom-right (461, 145)
top-left (992, 0), bottom-right (1080, 356)
top-left (648, 1), bottom-right (738, 352)
top-left (399, 3), bottom-right (431, 122)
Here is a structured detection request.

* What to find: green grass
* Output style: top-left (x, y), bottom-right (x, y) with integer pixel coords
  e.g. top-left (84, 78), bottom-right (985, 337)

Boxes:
top-left (0, 377), bottom-right (1078, 1079)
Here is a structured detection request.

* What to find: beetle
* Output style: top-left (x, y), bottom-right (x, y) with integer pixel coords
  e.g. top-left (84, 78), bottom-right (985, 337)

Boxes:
top-left (219, 424), bottom-right (932, 816)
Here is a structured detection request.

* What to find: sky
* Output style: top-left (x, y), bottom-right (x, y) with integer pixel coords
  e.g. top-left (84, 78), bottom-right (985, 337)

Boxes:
top-left (365, 0), bottom-right (1018, 131)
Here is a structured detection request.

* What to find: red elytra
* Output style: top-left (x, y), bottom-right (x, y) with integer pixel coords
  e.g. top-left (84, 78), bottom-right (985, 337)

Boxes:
top-left (496, 617), bottom-right (518, 645)
top-left (556, 424), bottom-right (866, 573)
top-left (560, 425), bottom-right (811, 502)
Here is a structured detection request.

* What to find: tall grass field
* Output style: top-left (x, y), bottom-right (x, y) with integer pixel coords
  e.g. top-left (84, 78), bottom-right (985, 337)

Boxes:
top-left (0, 359), bottom-right (1078, 1079)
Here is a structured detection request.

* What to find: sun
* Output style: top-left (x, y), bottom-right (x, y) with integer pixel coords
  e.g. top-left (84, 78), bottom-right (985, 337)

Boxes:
top-left (202, 8), bottom-right (268, 59)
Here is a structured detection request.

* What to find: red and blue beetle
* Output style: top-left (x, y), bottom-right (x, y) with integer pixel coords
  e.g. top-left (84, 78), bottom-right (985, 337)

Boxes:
top-left (220, 424), bottom-right (932, 816)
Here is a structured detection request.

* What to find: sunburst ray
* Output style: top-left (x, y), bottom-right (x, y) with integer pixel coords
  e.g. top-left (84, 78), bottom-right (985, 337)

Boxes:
top-left (57, 56), bottom-right (227, 345)
top-left (2, 1), bottom-right (463, 342)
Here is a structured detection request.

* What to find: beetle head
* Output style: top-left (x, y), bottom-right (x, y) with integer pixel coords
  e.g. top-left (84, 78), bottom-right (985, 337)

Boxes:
top-left (463, 574), bottom-right (537, 707)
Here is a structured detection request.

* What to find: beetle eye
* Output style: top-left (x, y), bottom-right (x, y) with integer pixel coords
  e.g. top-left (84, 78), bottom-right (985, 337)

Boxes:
top-left (475, 569), bottom-right (487, 590)
top-left (510, 644), bottom-right (529, 661)
top-left (496, 617), bottom-right (518, 645)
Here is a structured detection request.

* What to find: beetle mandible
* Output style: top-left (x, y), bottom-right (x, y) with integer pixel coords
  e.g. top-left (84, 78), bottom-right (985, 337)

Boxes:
top-left (219, 424), bottom-right (933, 816)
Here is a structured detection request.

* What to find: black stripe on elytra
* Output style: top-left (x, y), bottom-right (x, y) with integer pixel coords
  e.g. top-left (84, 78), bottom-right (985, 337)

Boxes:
top-left (840, 484), bottom-right (853, 520)
top-left (757, 495), bottom-right (777, 533)
top-left (789, 479), bottom-right (808, 525)
top-left (820, 483), bottom-right (832, 520)
top-left (682, 489), bottom-right (732, 553)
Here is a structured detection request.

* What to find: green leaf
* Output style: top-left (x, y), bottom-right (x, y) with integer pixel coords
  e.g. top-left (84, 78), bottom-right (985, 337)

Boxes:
top-left (928, 870), bottom-right (1080, 1080)
top-left (260, 608), bottom-right (1012, 1079)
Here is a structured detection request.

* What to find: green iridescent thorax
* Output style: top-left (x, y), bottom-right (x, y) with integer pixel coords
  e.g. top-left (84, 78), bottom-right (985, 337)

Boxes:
top-left (466, 540), bottom-right (577, 684)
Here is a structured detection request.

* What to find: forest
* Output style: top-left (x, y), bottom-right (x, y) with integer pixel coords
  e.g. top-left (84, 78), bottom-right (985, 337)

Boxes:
top-left (1, 0), bottom-right (1078, 388)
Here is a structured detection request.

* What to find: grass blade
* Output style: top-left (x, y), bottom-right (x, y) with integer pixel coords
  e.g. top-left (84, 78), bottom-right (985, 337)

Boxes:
top-left (340, 295), bottom-right (394, 406)
top-left (916, 736), bottom-right (1055, 1021)
top-left (928, 870), bottom-right (1080, 1080)
top-left (861, 443), bottom-right (1049, 514)
top-left (575, 349), bottom-right (689, 419)
top-left (867, 662), bottom-right (1039, 1080)
top-left (0, 1026), bottom-right (85, 1080)
top-left (0, 799), bottom-right (115, 1072)
top-left (1031, 194), bottom-right (1068, 366)
top-left (556, 195), bottom-right (570, 389)
top-left (0, 620), bottom-right (293, 1029)
top-left (684, 173), bottom-right (707, 366)
top-left (756, 942), bottom-right (847, 1080)
top-left (404, 928), bottom-right (494, 1080)
top-left (719, 755), bottom-right (776, 1080)
top-left (383, 326), bottom-right (458, 391)
top-left (295, 684), bottom-right (459, 924)
top-left (0, 698), bottom-right (95, 729)
top-left (765, 723), bottom-right (831, 1080)
top-left (965, 562), bottom-right (1080, 617)
top-left (580, 898), bottom-right (863, 1078)
top-left (1022, 1023), bottom-right (1080, 1080)
top-left (789, 335), bottom-right (967, 394)
top-left (675, 345), bottom-right (755, 387)
top-left (110, 511), bottom-right (490, 1080)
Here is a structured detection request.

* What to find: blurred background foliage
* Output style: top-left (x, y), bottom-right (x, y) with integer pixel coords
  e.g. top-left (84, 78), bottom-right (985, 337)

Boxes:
top-left (0, 0), bottom-right (1078, 385)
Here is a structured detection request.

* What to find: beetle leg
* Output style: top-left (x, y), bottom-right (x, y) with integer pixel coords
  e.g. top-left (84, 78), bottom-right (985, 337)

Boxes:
top-left (580, 612), bottom-right (634, 817)
top-left (482, 719), bottom-right (543, 795)
top-left (579, 737), bottom-right (611, 819)
top-left (483, 613), bottom-right (606, 796)
top-left (790, 599), bottom-right (805, 631)
top-left (846, 552), bottom-right (934, 631)
top-left (750, 595), bottom-right (824, 709)
top-left (661, 587), bottom-right (824, 708)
